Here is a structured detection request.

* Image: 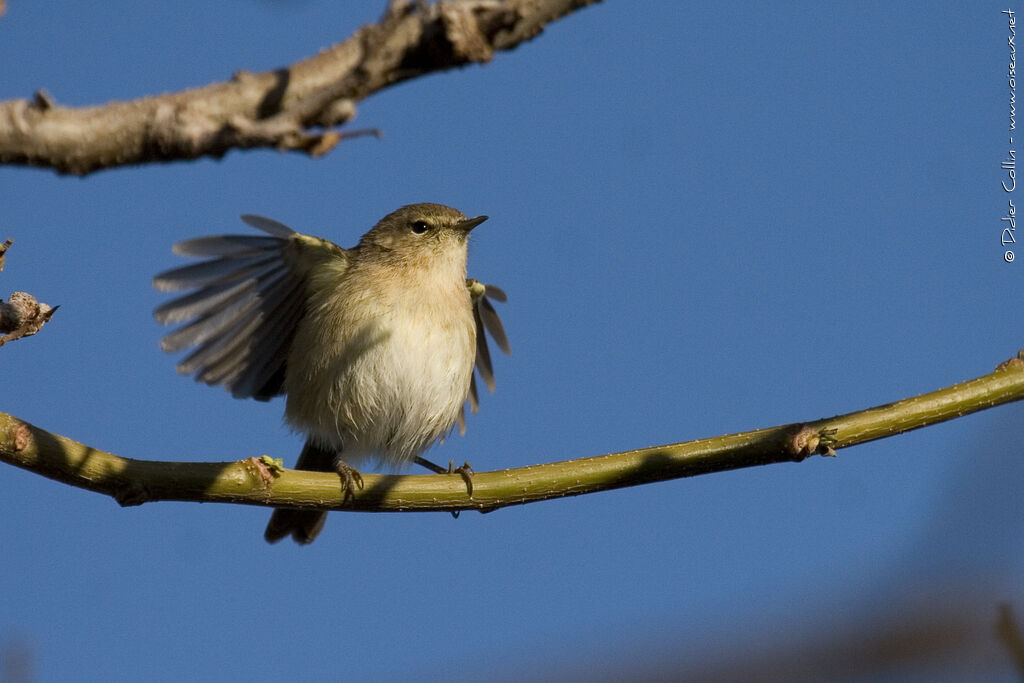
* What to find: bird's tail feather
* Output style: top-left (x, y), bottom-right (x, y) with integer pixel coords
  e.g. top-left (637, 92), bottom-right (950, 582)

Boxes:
top-left (264, 440), bottom-right (336, 545)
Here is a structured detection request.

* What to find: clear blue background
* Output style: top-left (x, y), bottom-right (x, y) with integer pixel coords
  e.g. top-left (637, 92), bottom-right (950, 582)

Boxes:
top-left (2, 2), bottom-right (1022, 681)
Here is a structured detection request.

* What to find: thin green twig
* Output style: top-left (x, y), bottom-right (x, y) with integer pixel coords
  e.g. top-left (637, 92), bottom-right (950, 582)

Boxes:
top-left (3, 353), bottom-right (1024, 513)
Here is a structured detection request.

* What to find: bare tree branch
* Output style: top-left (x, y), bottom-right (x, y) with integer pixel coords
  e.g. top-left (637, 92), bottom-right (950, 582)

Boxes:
top-left (3, 353), bottom-right (1023, 513)
top-left (0, 241), bottom-right (58, 348)
top-left (0, 0), bottom-right (600, 176)
top-left (0, 292), bottom-right (57, 348)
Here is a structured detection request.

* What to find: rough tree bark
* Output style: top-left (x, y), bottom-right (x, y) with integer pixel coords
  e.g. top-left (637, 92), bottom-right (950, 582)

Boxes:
top-left (0, 0), bottom-right (600, 175)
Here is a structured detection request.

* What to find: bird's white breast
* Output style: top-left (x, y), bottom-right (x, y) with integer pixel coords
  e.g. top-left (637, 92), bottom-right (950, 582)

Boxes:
top-left (284, 254), bottom-right (475, 467)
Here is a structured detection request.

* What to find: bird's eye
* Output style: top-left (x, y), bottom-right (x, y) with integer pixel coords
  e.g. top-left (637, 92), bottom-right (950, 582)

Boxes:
top-left (410, 220), bottom-right (430, 234)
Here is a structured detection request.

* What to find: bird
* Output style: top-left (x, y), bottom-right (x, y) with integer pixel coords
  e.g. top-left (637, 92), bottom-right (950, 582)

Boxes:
top-left (152, 203), bottom-right (509, 544)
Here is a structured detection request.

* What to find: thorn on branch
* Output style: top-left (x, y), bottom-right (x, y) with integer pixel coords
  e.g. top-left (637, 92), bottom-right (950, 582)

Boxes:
top-left (32, 89), bottom-right (55, 110)
top-left (337, 127), bottom-right (382, 141)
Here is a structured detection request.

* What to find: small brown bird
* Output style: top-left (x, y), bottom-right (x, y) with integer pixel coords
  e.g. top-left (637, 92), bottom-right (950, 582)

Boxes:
top-left (153, 204), bottom-right (509, 544)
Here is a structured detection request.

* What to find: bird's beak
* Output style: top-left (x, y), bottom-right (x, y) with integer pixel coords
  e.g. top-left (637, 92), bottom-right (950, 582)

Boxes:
top-left (456, 215), bottom-right (488, 232)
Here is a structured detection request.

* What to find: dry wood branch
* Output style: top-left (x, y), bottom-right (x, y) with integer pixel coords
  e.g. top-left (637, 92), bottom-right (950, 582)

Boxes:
top-left (3, 353), bottom-right (1023, 513)
top-left (0, 292), bottom-right (57, 348)
top-left (0, 241), bottom-right (58, 348)
top-left (0, 0), bottom-right (600, 175)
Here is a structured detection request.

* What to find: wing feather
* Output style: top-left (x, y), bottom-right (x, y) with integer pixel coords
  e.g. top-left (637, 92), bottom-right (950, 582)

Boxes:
top-left (240, 214), bottom-right (298, 238)
top-left (172, 235), bottom-right (283, 258)
top-left (154, 215), bottom-right (344, 400)
top-left (461, 278), bottom-right (510, 431)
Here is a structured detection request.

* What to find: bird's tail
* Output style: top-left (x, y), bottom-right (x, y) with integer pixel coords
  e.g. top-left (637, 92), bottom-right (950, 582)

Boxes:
top-left (264, 440), bottom-right (336, 545)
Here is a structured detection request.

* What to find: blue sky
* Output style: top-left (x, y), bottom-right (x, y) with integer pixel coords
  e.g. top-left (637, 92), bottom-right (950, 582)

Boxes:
top-left (2, 2), bottom-right (1023, 681)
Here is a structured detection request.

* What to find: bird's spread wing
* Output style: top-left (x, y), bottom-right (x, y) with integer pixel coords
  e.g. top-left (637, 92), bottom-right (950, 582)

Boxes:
top-left (457, 279), bottom-right (511, 434)
top-left (153, 214), bottom-right (347, 401)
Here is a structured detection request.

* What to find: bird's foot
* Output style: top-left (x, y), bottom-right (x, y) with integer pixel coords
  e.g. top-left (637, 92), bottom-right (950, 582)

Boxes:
top-left (413, 456), bottom-right (474, 497)
top-left (447, 460), bottom-right (474, 497)
top-left (445, 460), bottom-right (474, 520)
top-left (335, 460), bottom-right (364, 503)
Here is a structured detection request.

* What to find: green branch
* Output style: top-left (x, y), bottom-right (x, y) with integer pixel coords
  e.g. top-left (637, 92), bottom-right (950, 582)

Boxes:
top-left (4, 353), bottom-right (1024, 513)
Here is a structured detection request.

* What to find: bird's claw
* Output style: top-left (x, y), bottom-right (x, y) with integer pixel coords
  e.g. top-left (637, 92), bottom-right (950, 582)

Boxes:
top-left (335, 460), bottom-right (364, 503)
top-left (413, 456), bottom-right (474, 518)
top-left (447, 460), bottom-right (474, 497)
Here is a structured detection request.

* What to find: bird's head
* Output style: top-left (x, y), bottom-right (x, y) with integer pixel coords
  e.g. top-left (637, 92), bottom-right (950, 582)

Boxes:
top-left (358, 203), bottom-right (487, 267)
